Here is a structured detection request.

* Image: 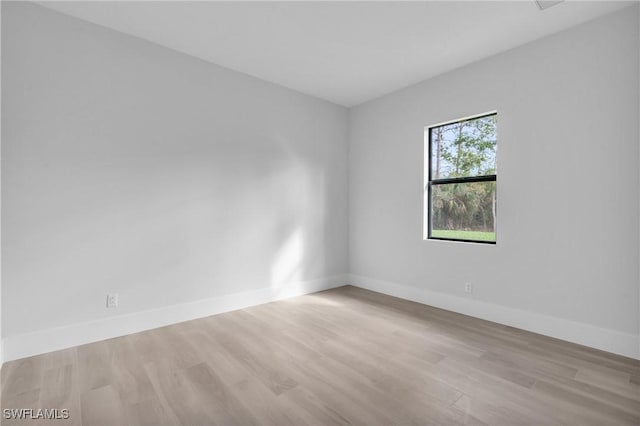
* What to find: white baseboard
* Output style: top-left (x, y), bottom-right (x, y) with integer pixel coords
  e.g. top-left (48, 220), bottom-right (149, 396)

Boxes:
top-left (5, 273), bottom-right (637, 362)
top-left (349, 274), bottom-right (640, 360)
top-left (2, 274), bottom-right (348, 362)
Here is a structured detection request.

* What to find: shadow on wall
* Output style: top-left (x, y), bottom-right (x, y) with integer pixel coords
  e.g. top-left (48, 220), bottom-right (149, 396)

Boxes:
top-left (267, 136), bottom-right (328, 299)
top-left (3, 124), bottom-right (336, 337)
top-left (271, 227), bottom-right (304, 291)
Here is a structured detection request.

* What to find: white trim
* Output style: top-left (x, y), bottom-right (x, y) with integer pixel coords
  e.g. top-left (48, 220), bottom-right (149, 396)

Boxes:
top-left (2, 274), bottom-right (348, 362)
top-left (5, 273), bottom-right (637, 362)
top-left (425, 110), bottom-right (498, 132)
top-left (349, 274), bottom-right (640, 360)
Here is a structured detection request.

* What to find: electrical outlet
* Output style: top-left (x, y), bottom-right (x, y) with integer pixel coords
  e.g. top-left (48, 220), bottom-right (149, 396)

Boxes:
top-left (106, 293), bottom-right (119, 308)
top-left (464, 283), bottom-right (473, 294)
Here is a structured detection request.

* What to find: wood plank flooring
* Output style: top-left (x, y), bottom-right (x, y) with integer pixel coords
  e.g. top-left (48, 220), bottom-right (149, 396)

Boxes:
top-left (2, 285), bottom-right (639, 425)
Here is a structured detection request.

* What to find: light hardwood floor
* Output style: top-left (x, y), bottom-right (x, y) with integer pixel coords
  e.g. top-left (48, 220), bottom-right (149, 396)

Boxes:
top-left (2, 285), bottom-right (639, 425)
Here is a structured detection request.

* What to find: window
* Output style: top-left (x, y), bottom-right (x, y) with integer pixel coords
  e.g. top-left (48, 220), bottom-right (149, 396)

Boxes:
top-left (425, 113), bottom-right (497, 244)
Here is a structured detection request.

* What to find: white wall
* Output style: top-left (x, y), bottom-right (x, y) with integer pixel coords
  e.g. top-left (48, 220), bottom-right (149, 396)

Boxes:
top-left (1, 2), bottom-right (348, 360)
top-left (349, 6), bottom-right (640, 358)
top-left (2, 2), bottom-right (639, 362)
top-left (0, 1), bottom-right (3, 366)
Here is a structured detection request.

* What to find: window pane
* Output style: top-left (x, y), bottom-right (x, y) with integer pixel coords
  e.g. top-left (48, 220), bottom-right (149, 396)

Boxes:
top-left (430, 115), bottom-right (496, 180)
top-left (431, 181), bottom-right (496, 242)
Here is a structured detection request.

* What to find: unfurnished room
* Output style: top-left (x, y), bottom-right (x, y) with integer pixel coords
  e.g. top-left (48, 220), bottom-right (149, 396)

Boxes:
top-left (0, 1), bottom-right (639, 425)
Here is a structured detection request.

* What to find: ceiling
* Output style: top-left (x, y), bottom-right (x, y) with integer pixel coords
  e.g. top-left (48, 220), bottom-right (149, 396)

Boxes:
top-left (38, 1), bottom-right (634, 107)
